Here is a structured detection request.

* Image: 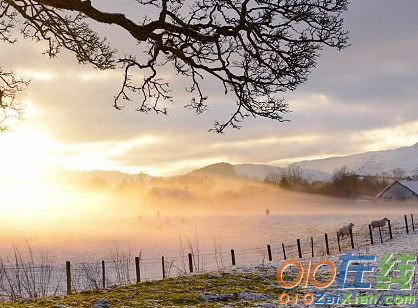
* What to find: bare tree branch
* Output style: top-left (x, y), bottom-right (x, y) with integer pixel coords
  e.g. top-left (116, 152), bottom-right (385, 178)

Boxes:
top-left (0, 68), bottom-right (29, 132)
top-left (0, 0), bottom-right (349, 132)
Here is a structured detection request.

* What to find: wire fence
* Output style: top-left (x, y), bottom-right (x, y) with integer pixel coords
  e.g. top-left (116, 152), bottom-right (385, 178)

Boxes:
top-left (0, 212), bottom-right (416, 301)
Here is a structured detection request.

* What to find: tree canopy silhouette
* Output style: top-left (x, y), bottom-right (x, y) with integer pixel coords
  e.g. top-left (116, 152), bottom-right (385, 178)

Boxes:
top-left (0, 0), bottom-right (349, 132)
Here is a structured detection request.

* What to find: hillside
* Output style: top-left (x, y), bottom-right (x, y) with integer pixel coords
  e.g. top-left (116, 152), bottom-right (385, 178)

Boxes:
top-left (291, 142), bottom-right (418, 176)
top-left (233, 163), bottom-right (331, 181)
top-left (53, 142), bottom-right (418, 191)
top-left (189, 162), bottom-right (331, 182)
top-left (188, 162), bottom-right (238, 178)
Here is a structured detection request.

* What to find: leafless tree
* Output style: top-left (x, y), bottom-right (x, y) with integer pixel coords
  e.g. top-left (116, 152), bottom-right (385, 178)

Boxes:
top-left (0, 68), bottom-right (28, 132)
top-left (328, 165), bottom-right (360, 198)
top-left (0, 1), bottom-right (29, 131)
top-left (264, 165), bottom-right (307, 189)
top-left (391, 167), bottom-right (406, 180)
top-left (0, 0), bottom-right (349, 132)
top-left (264, 170), bottom-right (281, 184)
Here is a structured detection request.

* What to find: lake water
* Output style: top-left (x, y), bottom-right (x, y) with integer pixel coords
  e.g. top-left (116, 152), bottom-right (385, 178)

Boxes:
top-left (0, 211), bottom-right (413, 297)
top-left (0, 212), bottom-right (408, 262)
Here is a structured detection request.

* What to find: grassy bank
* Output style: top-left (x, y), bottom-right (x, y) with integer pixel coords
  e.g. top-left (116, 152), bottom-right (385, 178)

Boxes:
top-left (0, 267), bottom-right (290, 308)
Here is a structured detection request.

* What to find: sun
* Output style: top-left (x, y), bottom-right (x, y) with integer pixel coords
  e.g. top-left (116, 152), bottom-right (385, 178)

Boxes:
top-left (0, 130), bottom-right (58, 181)
top-left (0, 127), bottom-right (63, 220)
top-left (0, 122), bottom-right (123, 222)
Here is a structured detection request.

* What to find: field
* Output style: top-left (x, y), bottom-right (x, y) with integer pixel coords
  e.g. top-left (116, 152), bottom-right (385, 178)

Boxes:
top-left (1, 216), bottom-right (418, 307)
top-left (0, 209), bottom-right (416, 301)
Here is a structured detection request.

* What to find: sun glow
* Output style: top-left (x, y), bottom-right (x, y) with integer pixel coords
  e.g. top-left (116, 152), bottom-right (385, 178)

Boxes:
top-left (0, 182), bottom-right (70, 221)
top-left (0, 181), bottom-right (120, 223)
top-left (0, 128), bottom-right (67, 221)
top-left (0, 121), bottom-right (150, 221)
top-left (0, 130), bottom-right (58, 180)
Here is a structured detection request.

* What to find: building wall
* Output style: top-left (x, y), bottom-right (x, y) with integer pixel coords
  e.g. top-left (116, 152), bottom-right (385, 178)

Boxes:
top-left (378, 182), bottom-right (418, 203)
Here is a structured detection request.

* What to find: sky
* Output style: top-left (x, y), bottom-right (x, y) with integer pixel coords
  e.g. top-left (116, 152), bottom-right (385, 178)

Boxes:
top-left (1, 0), bottom-right (418, 177)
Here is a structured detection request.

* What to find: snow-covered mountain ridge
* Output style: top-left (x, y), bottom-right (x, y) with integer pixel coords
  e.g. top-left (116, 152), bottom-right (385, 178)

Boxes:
top-left (290, 142), bottom-right (418, 176)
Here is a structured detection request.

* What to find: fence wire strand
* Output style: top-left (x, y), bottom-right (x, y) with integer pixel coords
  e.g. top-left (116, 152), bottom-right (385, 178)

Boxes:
top-left (0, 213), bottom-right (416, 301)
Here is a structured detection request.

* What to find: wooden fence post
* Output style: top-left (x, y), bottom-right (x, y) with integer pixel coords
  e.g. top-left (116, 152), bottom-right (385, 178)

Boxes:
top-left (231, 249), bottom-right (236, 266)
top-left (405, 215), bottom-right (409, 234)
top-left (349, 227), bottom-right (354, 249)
top-left (135, 257), bottom-right (141, 282)
top-left (282, 243), bottom-right (286, 260)
top-left (325, 233), bottom-right (330, 255)
top-left (388, 219), bottom-right (393, 239)
top-left (411, 214), bottom-right (415, 232)
top-left (368, 225), bottom-right (374, 245)
top-left (267, 245), bottom-right (272, 262)
top-left (378, 225), bottom-right (383, 244)
top-left (188, 253), bottom-right (194, 273)
top-left (66, 261), bottom-right (71, 295)
top-left (337, 232), bottom-right (341, 252)
top-left (297, 239), bottom-right (302, 259)
top-left (311, 237), bottom-right (314, 258)
top-left (102, 260), bottom-right (106, 288)
top-left (162, 256), bottom-right (166, 279)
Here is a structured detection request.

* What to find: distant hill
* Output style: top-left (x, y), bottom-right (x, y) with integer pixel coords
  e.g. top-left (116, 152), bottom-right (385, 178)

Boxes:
top-left (189, 162), bottom-right (331, 182)
top-left (233, 163), bottom-right (331, 182)
top-left (56, 142), bottom-right (418, 188)
top-left (233, 163), bottom-right (282, 179)
top-left (290, 142), bottom-right (418, 176)
top-left (189, 162), bottom-right (238, 178)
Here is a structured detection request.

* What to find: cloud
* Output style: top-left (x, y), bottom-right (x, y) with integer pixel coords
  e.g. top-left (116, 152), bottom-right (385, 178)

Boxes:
top-left (296, 0), bottom-right (418, 103)
top-left (1, 0), bottom-right (417, 175)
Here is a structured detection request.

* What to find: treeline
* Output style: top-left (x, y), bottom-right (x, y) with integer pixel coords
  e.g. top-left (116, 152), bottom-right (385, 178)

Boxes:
top-left (263, 166), bottom-right (406, 199)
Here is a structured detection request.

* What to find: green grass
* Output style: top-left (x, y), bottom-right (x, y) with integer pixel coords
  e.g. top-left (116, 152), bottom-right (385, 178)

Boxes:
top-left (0, 269), bottom-right (294, 308)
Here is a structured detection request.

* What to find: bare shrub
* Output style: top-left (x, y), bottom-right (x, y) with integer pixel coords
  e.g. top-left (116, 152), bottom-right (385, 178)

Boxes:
top-left (108, 247), bottom-right (134, 286)
top-left (0, 245), bottom-right (63, 301)
top-left (73, 262), bottom-right (101, 292)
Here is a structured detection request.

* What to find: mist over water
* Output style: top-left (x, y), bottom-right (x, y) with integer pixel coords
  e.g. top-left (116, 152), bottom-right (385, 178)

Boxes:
top-left (0, 171), bottom-right (414, 263)
top-left (0, 202), bottom-right (412, 263)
